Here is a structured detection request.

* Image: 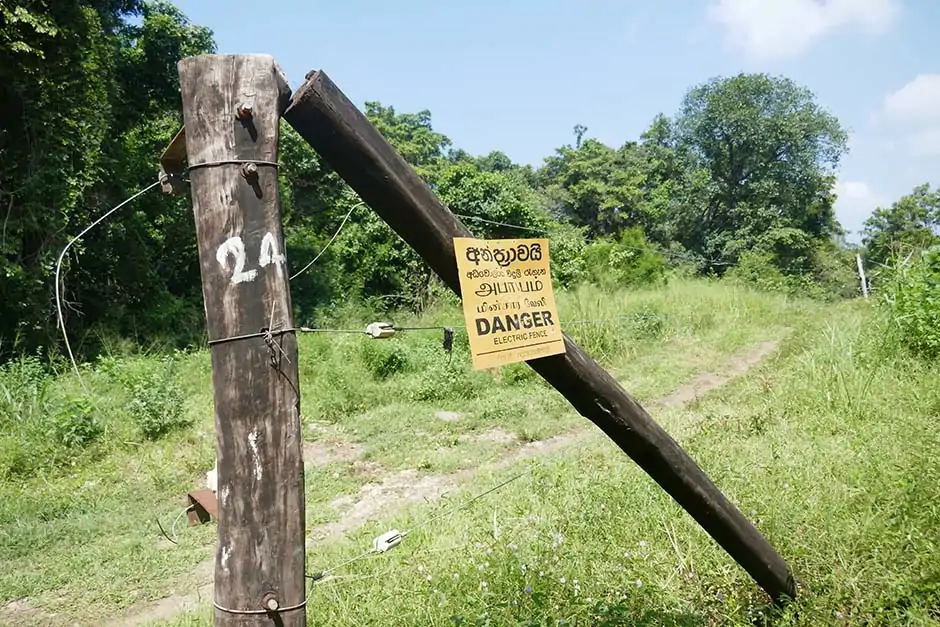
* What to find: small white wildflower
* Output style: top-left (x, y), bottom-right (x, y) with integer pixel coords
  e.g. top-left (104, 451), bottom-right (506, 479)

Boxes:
top-left (560, 577), bottom-right (566, 584)
top-left (481, 580), bottom-right (488, 589)
top-left (635, 579), bottom-right (643, 587)
top-left (521, 564), bottom-right (527, 573)
top-left (486, 548), bottom-right (493, 555)
top-left (638, 540), bottom-right (647, 548)
top-left (417, 565), bottom-right (425, 573)
top-left (426, 574), bottom-right (432, 582)
top-left (453, 572), bottom-right (459, 580)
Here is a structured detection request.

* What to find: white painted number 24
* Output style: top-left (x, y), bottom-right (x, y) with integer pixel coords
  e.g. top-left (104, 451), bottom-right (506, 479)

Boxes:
top-left (216, 233), bottom-right (285, 284)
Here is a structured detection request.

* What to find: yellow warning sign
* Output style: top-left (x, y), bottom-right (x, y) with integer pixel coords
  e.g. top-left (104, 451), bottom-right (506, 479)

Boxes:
top-left (454, 237), bottom-right (566, 370)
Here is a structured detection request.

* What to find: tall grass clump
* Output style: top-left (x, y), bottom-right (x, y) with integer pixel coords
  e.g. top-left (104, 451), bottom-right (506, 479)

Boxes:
top-left (879, 245), bottom-right (940, 361)
top-left (0, 354), bottom-right (105, 478)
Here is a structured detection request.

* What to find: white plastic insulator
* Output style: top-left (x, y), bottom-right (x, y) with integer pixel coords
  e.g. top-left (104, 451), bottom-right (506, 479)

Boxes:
top-left (206, 463), bottom-right (218, 493)
top-left (365, 322), bottom-right (396, 339)
top-left (372, 529), bottom-right (403, 553)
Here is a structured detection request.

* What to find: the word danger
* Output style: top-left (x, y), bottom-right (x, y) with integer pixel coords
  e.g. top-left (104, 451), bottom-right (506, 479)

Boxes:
top-left (474, 310), bottom-right (556, 337)
top-left (464, 242), bottom-right (543, 267)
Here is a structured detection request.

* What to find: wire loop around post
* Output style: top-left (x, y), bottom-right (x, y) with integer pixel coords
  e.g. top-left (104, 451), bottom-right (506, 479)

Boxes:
top-left (213, 597), bottom-right (307, 616)
top-left (187, 159), bottom-right (279, 171)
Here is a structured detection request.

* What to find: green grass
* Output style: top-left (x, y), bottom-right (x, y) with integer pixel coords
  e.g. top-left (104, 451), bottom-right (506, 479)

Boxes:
top-left (6, 279), bottom-right (938, 625)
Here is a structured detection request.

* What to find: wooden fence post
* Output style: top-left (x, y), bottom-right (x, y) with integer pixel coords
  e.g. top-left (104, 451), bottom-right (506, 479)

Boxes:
top-left (178, 54), bottom-right (306, 626)
top-left (283, 69), bottom-right (797, 604)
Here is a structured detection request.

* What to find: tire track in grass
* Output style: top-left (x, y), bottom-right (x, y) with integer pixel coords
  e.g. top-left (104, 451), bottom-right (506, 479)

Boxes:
top-left (90, 337), bottom-right (784, 626)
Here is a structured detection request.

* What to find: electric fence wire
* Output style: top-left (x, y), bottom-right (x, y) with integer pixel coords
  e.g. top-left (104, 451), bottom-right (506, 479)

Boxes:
top-left (55, 179), bottom-right (163, 393)
top-left (289, 200), bottom-right (366, 281)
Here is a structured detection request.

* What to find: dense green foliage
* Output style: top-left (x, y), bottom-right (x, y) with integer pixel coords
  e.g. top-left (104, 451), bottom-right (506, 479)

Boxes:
top-left (0, 0), bottom-right (214, 358)
top-left (879, 245), bottom-right (940, 361)
top-left (862, 183), bottom-right (940, 269)
top-left (0, 0), bottom-right (935, 369)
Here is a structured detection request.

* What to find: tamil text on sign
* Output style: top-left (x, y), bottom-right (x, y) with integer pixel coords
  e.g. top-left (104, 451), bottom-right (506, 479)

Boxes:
top-left (453, 237), bottom-right (566, 370)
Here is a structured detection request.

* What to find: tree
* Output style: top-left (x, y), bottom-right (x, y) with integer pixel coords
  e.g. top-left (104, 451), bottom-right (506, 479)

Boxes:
top-left (862, 183), bottom-right (940, 268)
top-left (536, 133), bottom-right (689, 246)
top-left (671, 73), bottom-right (848, 271)
top-left (0, 0), bottom-right (214, 357)
top-left (435, 161), bottom-right (550, 238)
top-left (364, 102), bottom-right (450, 181)
top-left (573, 124), bottom-right (588, 149)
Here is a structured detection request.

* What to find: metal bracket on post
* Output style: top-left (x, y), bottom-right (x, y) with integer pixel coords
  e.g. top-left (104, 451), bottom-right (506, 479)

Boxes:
top-left (159, 126), bottom-right (188, 195)
top-left (186, 489), bottom-right (219, 526)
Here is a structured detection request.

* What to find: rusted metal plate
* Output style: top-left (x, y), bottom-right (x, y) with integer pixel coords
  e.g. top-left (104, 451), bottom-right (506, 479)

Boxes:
top-left (186, 489), bottom-right (218, 526)
top-left (159, 126), bottom-right (188, 194)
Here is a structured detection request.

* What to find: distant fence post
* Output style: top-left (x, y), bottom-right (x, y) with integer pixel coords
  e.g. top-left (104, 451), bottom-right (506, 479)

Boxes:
top-left (283, 69), bottom-right (797, 604)
top-left (178, 54), bottom-right (306, 626)
top-left (856, 254), bottom-right (869, 298)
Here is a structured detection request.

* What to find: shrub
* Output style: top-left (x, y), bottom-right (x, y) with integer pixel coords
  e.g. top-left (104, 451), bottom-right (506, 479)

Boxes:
top-left (546, 222), bottom-right (588, 289)
top-left (0, 355), bottom-right (105, 477)
top-left (359, 339), bottom-right (414, 380)
top-left (880, 246), bottom-right (940, 361)
top-left (727, 249), bottom-right (823, 298)
top-left (813, 244), bottom-right (862, 300)
top-left (581, 227), bottom-right (666, 290)
top-left (124, 358), bottom-right (189, 440)
top-left (53, 397), bottom-right (102, 448)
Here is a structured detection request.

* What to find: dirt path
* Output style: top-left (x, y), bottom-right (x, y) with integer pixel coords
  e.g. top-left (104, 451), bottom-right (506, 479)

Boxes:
top-left (89, 338), bottom-right (782, 626)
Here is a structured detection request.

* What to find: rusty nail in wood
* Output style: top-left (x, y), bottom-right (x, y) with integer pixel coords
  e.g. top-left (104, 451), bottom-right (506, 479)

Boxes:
top-left (236, 103), bottom-right (253, 120)
top-left (241, 162), bottom-right (258, 179)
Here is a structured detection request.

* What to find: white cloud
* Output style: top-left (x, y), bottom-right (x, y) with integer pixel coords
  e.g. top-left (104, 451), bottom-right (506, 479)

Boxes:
top-left (833, 179), bottom-right (889, 239)
top-left (907, 127), bottom-right (940, 157)
top-left (882, 74), bottom-right (940, 124)
top-left (877, 75), bottom-right (940, 157)
top-left (707, 0), bottom-right (900, 61)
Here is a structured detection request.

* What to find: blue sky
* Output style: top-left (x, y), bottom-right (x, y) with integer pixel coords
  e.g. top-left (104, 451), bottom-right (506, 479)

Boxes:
top-left (173, 0), bottom-right (939, 241)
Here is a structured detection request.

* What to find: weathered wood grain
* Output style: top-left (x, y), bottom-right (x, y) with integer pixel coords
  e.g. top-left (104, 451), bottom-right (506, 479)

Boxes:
top-left (283, 69), bottom-right (797, 604)
top-left (178, 54), bottom-right (305, 626)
